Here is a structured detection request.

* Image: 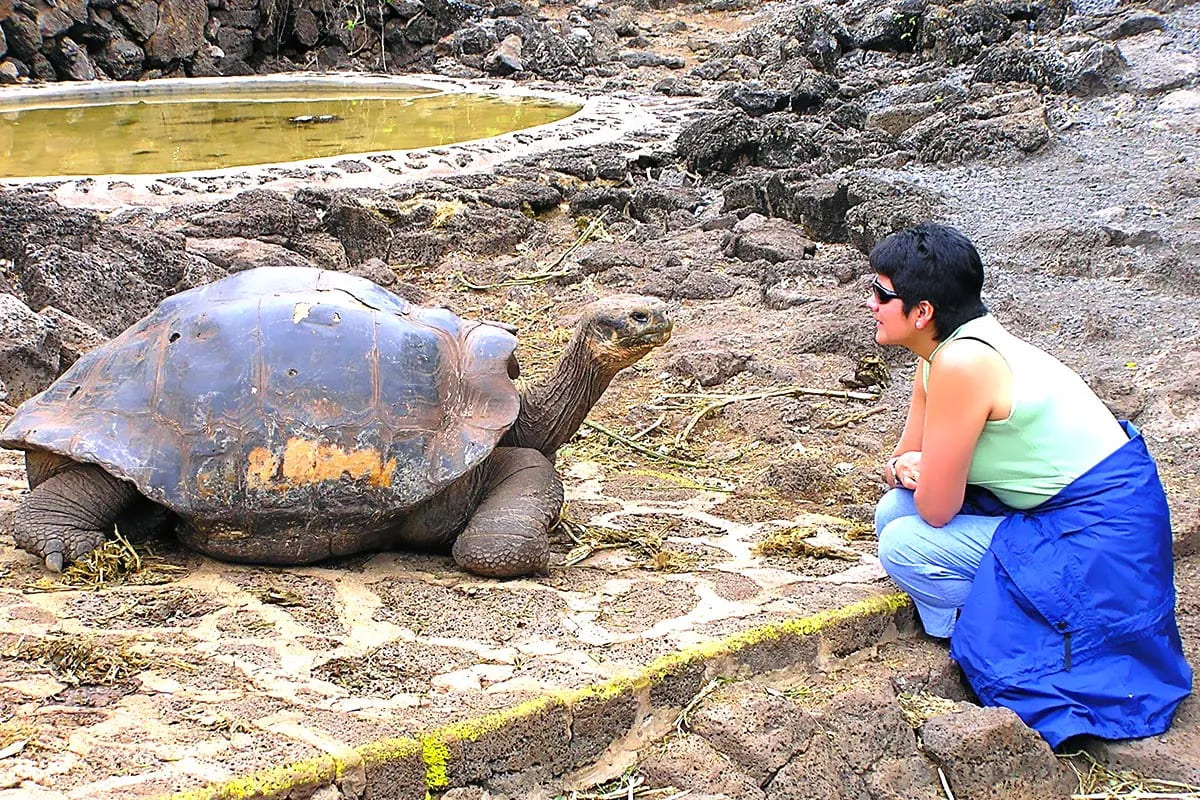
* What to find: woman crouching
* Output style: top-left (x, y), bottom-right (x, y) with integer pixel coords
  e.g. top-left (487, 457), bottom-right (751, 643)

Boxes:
top-left (868, 222), bottom-right (1191, 747)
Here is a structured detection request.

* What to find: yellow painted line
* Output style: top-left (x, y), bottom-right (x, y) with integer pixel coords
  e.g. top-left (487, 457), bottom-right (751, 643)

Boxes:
top-left (166, 592), bottom-right (911, 800)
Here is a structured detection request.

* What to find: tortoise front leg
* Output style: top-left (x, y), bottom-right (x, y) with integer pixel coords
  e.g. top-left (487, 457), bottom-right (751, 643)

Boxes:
top-left (452, 447), bottom-right (563, 578)
top-left (25, 451), bottom-right (76, 489)
top-left (11, 463), bottom-right (139, 572)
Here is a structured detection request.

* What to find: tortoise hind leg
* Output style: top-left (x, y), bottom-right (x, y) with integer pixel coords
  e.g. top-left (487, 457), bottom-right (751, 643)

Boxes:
top-left (452, 447), bottom-right (562, 578)
top-left (12, 463), bottom-right (140, 572)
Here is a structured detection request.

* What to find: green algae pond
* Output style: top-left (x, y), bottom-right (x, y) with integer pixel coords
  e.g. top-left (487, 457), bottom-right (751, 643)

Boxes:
top-left (0, 84), bottom-right (580, 178)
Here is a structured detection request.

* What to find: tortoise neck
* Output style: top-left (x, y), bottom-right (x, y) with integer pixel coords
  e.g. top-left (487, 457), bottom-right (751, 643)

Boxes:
top-left (504, 331), bottom-right (617, 458)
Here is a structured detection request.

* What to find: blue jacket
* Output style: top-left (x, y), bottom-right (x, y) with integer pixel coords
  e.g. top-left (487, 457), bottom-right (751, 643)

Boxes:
top-left (950, 422), bottom-right (1192, 747)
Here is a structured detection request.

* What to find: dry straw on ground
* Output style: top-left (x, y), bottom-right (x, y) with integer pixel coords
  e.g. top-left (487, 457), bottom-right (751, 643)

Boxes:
top-left (1062, 750), bottom-right (1200, 800)
top-left (753, 514), bottom-right (867, 561)
top-left (753, 530), bottom-right (863, 561)
top-left (559, 768), bottom-right (691, 800)
top-left (458, 209), bottom-right (612, 291)
top-left (9, 633), bottom-right (148, 686)
top-left (57, 532), bottom-right (143, 589)
top-left (896, 691), bottom-right (962, 728)
top-left (558, 511), bottom-right (697, 571)
top-left (22, 531), bottom-right (186, 593)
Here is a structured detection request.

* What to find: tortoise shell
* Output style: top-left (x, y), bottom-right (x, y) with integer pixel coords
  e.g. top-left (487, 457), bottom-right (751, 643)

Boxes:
top-left (0, 267), bottom-right (520, 532)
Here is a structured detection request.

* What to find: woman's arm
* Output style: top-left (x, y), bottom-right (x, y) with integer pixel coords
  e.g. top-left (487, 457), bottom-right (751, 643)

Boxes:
top-left (894, 367), bottom-right (927, 457)
top-left (914, 341), bottom-right (1002, 526)
top-left (883, 368), bottom-right (927, 489)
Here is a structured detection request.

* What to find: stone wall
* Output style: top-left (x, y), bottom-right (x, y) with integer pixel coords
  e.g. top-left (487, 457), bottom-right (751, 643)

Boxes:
top-left (0, 0), bottom-right (497, 83)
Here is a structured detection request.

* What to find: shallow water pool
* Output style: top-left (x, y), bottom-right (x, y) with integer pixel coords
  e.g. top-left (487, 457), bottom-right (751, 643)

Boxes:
top-left (0, 85), bottom-right (579, 178)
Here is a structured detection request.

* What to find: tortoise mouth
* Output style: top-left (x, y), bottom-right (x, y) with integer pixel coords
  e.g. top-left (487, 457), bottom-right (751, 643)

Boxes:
top-left (619, 321), bottom-right (672, 350)
top-left (639, 327), bottom-right (673, 346)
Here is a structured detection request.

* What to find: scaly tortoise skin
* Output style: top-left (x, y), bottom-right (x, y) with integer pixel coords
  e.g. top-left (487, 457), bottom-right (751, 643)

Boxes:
top-left (0, 267), bottom-right (672, 577)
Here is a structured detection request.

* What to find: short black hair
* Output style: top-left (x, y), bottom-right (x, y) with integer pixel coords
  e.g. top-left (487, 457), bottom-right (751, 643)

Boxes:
top-left (869, 223), bottom-right (988, 340)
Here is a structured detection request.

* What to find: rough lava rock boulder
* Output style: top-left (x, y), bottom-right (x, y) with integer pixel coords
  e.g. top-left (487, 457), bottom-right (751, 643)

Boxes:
top-left (720, 3), bottom-right (853, 75)
top-left (18, 226), bottom-right (192, 336)
top-left (921, 705), bottom-right (1077, 800)
top-left (36, 306), bottom-right (107, 371)
top-left (638, 734), bottom-right (766, 798)
top-left (685, 680), bottom-right (819, 783)
top-left (676, 109), bottom-right (762, 174)
top-left (0, 294), bottom-right (61, 404)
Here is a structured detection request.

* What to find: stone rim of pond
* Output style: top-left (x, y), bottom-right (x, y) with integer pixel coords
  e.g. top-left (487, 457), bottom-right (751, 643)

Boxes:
top-left (0, 72), bottom-right (660, 210)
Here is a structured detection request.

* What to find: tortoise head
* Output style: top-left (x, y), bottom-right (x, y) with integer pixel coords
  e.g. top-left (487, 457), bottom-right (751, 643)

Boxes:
top-left (503, 294), bottom-right (672, 457)
top-left (576, 294), bottom-right (673, 372)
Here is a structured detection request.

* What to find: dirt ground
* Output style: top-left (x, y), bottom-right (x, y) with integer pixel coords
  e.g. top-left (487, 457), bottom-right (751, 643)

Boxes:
top-left (1, 0), bottom-right (1199, 797)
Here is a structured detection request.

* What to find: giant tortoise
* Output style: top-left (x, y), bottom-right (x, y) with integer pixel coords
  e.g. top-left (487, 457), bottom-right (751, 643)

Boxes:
top-left (0, 267), bottom-right (671, 578)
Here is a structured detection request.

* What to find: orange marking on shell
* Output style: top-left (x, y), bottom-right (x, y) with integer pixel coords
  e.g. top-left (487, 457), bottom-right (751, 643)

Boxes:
top-left (245, 438), bottom-right (396, 490)
top-left (246, 447), bottom-right (280, 488)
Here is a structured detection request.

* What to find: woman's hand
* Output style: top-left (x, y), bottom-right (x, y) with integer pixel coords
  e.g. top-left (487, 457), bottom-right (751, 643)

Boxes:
top-left (885, 451), bottom-right (922, 490)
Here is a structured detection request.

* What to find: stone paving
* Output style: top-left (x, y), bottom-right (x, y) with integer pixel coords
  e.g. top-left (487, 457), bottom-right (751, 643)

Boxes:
top-left (0, 421), bottom-right (908, 799)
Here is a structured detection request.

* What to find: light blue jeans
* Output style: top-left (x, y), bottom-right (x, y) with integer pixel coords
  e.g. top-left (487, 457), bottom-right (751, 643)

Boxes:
top-left (874, 488), bottom-right (1006, 638)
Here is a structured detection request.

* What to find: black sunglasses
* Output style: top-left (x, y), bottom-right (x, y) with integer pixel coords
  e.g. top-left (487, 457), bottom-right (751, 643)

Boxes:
top-left (871, 277), bottom-right (902, 304)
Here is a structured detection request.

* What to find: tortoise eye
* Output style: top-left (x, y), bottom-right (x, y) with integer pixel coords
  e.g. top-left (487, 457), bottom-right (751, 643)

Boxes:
top-left (630, 311), bottom-right (649, 324)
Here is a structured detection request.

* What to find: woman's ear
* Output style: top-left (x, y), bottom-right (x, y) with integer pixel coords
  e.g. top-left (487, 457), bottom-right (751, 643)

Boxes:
top-left (915, 300), bottom-right (934, 330)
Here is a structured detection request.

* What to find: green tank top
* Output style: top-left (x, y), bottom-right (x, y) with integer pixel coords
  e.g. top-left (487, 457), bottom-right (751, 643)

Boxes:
top-left (922, 315), bottom-right (1127, 509)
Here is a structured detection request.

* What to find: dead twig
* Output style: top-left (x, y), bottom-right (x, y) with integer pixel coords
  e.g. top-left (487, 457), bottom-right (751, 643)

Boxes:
top-left (660, 387), bottom-right (880, 403)
top-left (628, 414), bottom-right (666, 441)
top-left (0, 737), bottom-right (30, 760)
top-left (563, 541), bottom-right (626, 567)
top-left (627, 469), bottom-right (734, 493)
top-left (825, 404), bottom-right (889, 429)
top-left (582, 420), bottom-right (704, 468)
top-left (667, 386), bottom-right (879, 446)
top-left (457, 268), bottom-right (572, 291)
top-left (544, 208), bottom-right (610, 273)
top-left (674, 678), bottom-right (725, 735)
top-left (557, 511), bottom-right (691, 569)
top-left (561, 522), bottom-right (659, 567)
top-left (564, 768), bottom-right (690, 800)
top-left (937, 767), bottom-right (957, 800)
top-left (458, 209), bottom-right (609, 291)
top-left (556, 511), bottom-right (589, 546)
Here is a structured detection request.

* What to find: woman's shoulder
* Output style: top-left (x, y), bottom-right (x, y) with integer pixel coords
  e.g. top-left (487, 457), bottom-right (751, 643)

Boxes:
top-left (934, 316), bottom-right (1014, 360)
top-left (922, 316), bottom-right (1015, 388)
top-left (928, 319), bottom-right (1012, 393)
top-left (929, 338), bottom-right (1007, 384)
top-left (945, 314), bottom-right (1006, 342)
